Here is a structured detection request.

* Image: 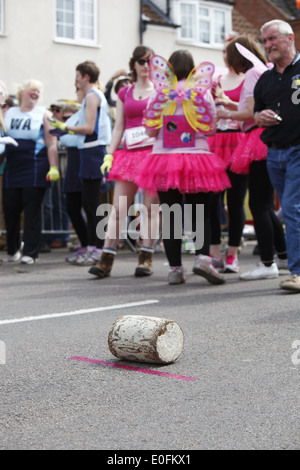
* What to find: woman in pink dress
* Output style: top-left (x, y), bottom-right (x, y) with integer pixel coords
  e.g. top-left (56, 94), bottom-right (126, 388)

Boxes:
top-left (138, 50), bottom-right (231, 285)
top-left (208, 37), bottom-right (247, 274)
top-left (89, 45), bottom-right (160, 279)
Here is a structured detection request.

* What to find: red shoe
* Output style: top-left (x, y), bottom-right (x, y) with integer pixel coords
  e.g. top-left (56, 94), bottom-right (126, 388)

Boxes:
top-left (224, 254), bottom-right (239, 273)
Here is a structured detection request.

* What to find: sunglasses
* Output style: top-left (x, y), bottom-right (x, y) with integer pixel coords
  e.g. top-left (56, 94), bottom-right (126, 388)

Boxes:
top-left (51, 106), bottom-right (62, 113)
top-left (137, 59), bottom-right (150, 66)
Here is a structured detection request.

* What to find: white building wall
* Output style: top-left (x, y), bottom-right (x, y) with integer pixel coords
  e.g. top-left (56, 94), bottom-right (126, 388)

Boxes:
top-left (0, 0), bottom-right (141, 106)
top-left (143, 25), bottom-right (225, 70)
top-left (0, 0), bottom-right (225, 107)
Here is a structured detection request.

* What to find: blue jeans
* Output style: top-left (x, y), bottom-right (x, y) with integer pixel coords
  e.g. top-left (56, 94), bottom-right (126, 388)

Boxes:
top-left (267, 146), bottom-right (300, 275)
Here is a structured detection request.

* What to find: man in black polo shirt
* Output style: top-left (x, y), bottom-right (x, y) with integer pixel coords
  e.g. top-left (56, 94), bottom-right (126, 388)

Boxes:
top-left (254, 19), bottom-right (300, 292)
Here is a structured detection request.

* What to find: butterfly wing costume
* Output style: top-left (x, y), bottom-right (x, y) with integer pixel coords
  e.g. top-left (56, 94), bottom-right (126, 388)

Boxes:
top-left (143, 56), bottom-right (215, 134)
top-left (137, 55), bottom-right (231, 194)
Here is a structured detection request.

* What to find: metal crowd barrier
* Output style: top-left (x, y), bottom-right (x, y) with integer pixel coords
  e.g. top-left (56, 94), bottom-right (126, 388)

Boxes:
top-left (0, 149), bottom-right (145, 250)
top-left (0, 149), bottom-right (260, 248)
top-left (0, 150), bottom-right (75, 238)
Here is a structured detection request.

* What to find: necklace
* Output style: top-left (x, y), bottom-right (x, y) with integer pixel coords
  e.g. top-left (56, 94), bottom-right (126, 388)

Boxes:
top-left (134, 83), bottom-right (153, 100)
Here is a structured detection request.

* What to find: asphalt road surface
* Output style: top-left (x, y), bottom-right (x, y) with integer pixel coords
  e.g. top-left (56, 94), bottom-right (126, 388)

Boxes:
top-left (0, 241), bottom-right (299, 451)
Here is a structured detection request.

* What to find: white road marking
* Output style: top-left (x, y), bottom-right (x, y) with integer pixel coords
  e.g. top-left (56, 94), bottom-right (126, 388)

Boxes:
top-left (0, 300), bottom-right (160, 326)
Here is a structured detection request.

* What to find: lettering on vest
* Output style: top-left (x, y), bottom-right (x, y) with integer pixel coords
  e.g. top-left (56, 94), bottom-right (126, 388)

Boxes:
top-left (11, 118), bottom-right (31, 130)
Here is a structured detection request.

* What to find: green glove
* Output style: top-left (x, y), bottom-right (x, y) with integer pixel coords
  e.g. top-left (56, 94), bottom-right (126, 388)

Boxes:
top-left (48, 117), bottom-right (74, 134)
top-left (100, 153), bottom-right (114, 175)
top-left (46, 166), bottom-right (60, 182)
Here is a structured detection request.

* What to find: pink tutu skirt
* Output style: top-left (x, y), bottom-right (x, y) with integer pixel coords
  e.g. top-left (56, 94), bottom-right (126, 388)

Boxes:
top-left (108, 147), bottom-right (152, 184)
top-left (207, 131), bottom-right (243, 168)
top-left (230, 127), bottom-right (268, 174)
top-left (137, 152), bottom-right (231, 194)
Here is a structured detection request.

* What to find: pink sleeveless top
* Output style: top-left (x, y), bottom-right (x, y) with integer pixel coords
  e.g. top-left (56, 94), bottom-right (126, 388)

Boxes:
top-left (225, 80), bottom-right (244, 102)
top-left (118, 84), bottom-right (150, 150)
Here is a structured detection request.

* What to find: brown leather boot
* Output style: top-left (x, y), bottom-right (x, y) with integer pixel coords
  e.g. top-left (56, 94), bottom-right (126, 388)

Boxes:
top-left (89, 252), bottom-right (115, 278)
top-left (135, 250), bottom-right (153, 277)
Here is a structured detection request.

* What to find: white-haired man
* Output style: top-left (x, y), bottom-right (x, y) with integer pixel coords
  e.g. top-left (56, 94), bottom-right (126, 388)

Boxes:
top-left (254, 19), bottom-right (300, 292)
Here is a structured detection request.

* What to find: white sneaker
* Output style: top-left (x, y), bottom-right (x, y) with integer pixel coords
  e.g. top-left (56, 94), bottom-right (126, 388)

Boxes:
top-left (168, 266), bottom-right (186, 285)
top-left (193, 255), bottom-right (225, 285)
top-left (21, 256), bottom-right (37, 265)
top-left (240, 262), bottom-right (278, 280)
top-left (8, 241), bottom-right (24, 262)
top-left (65, 247), bottom-right (87, 265)
top-left (75, 247), bottom-right (102, 266)
top-left (275, 256), bottom-right (289, 271)
top-left (224, 254), bottom-right (240, 273)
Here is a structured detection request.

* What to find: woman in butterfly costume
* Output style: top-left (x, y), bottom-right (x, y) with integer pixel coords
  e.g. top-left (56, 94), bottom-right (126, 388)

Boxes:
top-left (139, 50), bottom-right (231, 285)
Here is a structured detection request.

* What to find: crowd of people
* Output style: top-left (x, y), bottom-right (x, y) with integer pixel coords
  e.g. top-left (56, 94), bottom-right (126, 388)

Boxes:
top-left (1, 18), bottom-right (300, 292)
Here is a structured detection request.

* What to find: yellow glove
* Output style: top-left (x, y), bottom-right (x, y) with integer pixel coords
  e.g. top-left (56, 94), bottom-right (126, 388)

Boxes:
top-left (48, 117), bottom-right (74, 134)
top-left (46, 166), bottom-right (60, 182)
top-left (100, 153), bottom-right (114, 175)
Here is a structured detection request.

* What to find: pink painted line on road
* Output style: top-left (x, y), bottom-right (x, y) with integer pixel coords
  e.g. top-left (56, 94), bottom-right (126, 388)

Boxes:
top-left (69, 356), bottom-right (198, 382)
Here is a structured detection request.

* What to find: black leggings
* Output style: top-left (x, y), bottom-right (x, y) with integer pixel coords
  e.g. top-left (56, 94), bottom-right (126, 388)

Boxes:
top-left (66, 192), bottom-right (88, 248)
top-left (81, 178), bottom-right (104, 249)
top-left (248, 160), bottom-right (286, 263)
top-left (158, 189), bottom-right (212, 267)
top-left (3, 186), bottom-right (46, 258)
top-left (210, 170), bottom-right (248, 247)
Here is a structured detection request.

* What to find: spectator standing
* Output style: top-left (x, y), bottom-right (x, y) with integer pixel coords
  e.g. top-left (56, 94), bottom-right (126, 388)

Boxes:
top-left (0, 91), bottom-right (17, 252)
top-left (217, 35), bottom-right (287, 281)
top-left (105, 72), bottom-right (132, 127)
top-left (3, 79), bottom-right (59, 264)
top-left (50, 102), bottom-right (64, 121)
top-left (104, 69), bottom-right (130, 107)
top-left (59, 94), bottom-right (90, 264)
top-left (254, 20), bottom-right (300, 291)
top-left (0, 82), bottom-right (8, 250)
top-left (40, 100), bottom-right (70, 252)
top-left (49, 61), bottom-right (112, 266)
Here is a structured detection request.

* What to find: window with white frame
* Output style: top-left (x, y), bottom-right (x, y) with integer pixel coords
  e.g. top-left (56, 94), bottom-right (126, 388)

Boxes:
top-left (55, 0), bottom-right (97, 45)
top-left (178, 1), bottom-right (231, 47)
top-left (0, 0), bottom-right (3, 35)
